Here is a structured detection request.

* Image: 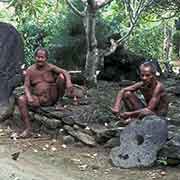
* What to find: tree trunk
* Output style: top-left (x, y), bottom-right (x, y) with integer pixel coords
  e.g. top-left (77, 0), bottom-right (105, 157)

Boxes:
top-left (163, 24), bottom-right (173, 62)
top-left (84, 2), bottom-right (99, 86)
top-left (163, 24), bottom-right (173, 73)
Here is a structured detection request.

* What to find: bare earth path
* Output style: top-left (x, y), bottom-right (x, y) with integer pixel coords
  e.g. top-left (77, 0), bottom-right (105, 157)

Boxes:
top-left (0, 135), bottom-right (180, 180)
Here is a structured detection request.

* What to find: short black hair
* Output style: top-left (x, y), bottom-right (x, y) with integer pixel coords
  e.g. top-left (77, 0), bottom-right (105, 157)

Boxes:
top-left (140, 62), bottom-right (156, 75)
top-left (34, 47), bottom-right (49, 58)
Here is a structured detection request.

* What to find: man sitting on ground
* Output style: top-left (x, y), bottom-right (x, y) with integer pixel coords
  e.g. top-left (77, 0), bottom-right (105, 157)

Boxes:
top-left (111, 62), bottom-right (169, 124)
top-left (17, 47), bottom-right (74, 138)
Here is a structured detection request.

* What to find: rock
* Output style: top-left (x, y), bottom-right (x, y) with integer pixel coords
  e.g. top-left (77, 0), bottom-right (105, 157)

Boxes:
top-left (159, 134), bottom-right (180, 166)
top-left (0, 96), bottom-right (15, 122)
top-left (34, 114), bottom-right (62, 129)
top-left (63, 135), bottom-right (75, 145)
top-left (31, 120), bottom-right (42, 133)
top-left (0, 22), bottom-right (24, 120)
top-left (74, 141), bottom-right (84, 148)
top-left (64, 125), bottom-right (96, 146)
top-left (71, 84), bottom-right (87, 98)
top-left (168, 125), bottom-right (177, 131)
top-left (70, 72), bottom-right (86, 85)
top-left (173, 85), bottom-right (180, 96)
top-left (30, 105), bottom-right (75, 126)
top-left (82, 126), bottom-right (93, 136)
top-left (40, 125), bottom-right (59, 137)
top-left (98, 43), bottom-right (162, 82)
top-left (73, 124), bottom-right (80, 130)
top-left (104, 137), bottom-right (120, 148)
top-left (167, 118), bottom-right (180, 127)
top-left (168, 131), bottom-right (175, 140)
top-left (11, 152), bottom-right (20, 161)
top-left (166, 86), bottom-right (175, 94)
top-left (110, 115), bottom-right (168, 168)
top-left (62, 115), bottom-right (75, 126)
top-left (58, 128), bottom-right (67, 136)
top-left (95, 127), bottom-right (123, 144)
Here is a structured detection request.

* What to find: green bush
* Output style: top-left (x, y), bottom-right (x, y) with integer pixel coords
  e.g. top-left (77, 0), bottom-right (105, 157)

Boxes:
top-left (128, 24), bottom-right (164, 59)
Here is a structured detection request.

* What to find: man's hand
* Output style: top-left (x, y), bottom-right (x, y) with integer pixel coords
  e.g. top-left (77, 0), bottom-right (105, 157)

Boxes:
top-left (27, 96), bottom-right (40, 107)
top-left (119, 112), bottom-right (132, 119)
top-left (119, 112), bottom-right (135, 124)
top-left (138, 108), bottom-right (155, 118)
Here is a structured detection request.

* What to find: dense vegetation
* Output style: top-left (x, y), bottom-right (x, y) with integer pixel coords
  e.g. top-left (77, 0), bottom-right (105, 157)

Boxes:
top-left (0, 0), bottom-right (179, 73)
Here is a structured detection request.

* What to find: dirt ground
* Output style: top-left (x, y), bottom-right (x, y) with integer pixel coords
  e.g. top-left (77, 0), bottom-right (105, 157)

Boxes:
top-left (1, 79), bottom-right (180, 180)
top-left (0, 134), bottom-right (180, 180)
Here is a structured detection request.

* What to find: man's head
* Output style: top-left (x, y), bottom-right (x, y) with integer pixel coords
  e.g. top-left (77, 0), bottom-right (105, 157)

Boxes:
top-left (34, 47), bottom-right (48, 67)
top-left (139, 62), bottom-right (156, 85)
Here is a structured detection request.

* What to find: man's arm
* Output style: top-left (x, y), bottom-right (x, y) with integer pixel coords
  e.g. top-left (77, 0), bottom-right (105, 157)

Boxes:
top-left (50, 64), bottom-right (73, 88)
top-left (24, 70), bottom-right (33, 101)
top-left (121, 83), bottom-right (163, 119)
top-left (146, 83), bottom-right (163, 110)
top-left (112, 82), bottom-right (143, 113)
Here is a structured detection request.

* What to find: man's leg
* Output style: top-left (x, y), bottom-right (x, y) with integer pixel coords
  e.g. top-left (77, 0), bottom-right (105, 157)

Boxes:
top-left (123, 91), bottom-right (145, 111)
top-left (122, 91), bottom-right (155, 123)
top-left (54, 73), bottom-right (67, 110)
top-left (56, 73), bottom-right (66, 98)
top-left (17, 95), bottom-right (32, 137)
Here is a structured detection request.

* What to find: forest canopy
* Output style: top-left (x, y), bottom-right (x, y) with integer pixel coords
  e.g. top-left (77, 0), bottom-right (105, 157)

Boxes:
top-left (0, 0), bottom-right (179, 81)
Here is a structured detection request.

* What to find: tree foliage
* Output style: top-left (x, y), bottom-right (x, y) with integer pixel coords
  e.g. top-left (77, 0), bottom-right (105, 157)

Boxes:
top-left (2, 0), bottom-right (179, 75)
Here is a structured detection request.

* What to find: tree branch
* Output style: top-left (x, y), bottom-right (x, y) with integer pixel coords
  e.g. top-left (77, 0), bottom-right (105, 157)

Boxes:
top-left (96, 0), bottom-right (114, 9)
top-left (66, 0), bottom-right (85, 17)
top-left (123, 0), bottom-right (134, 22)
top-left (101, 0), bottom-right (157, 56)
top-left (104, 39), bottom-right (118, 56)
top-left (116, 23), bottom-right (136, 44)
top-left (117, 0), bottom-right (151, 44)
top-left (80, 0), bottom-right (87, 5)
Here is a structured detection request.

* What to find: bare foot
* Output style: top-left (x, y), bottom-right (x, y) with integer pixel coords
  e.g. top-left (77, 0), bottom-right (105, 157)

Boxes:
top-left (110, 107), bottom-right (119, 115)
top-left (10, 132), bottom-right (19, 139)
top-left (17, 129), bottom-right (32, 139)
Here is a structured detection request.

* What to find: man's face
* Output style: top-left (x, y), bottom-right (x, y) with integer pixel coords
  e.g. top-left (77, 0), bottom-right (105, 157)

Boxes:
top-left (140, 66), bottom-right (154, 85)
top-left (35, 50), bottom-right (47, 67)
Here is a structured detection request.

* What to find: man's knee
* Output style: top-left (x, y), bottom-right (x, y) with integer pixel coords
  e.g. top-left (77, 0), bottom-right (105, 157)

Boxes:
top-left (18, 95), bottom-right (26, 103)
top-left (123, 91), bottom-right (133, 99)
top-left (58, 73), bottom-right (65, 81)
top-left (17, 95), bottom-right (27, 106)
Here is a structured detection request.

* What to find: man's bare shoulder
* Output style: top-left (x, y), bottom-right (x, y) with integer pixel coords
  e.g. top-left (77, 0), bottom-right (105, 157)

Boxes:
top-left (153, 81), bottom-right (166, 96)
top-left (26, 64), bottom-right (36, 73)
top-left (124, 81), bottom-right (143, 91)
top-left (47, 63), bottom-right (65, 73)
top-left (47, 63), bottom-right (58, 69)
top-left (156, 80), bottom-right (166, 91)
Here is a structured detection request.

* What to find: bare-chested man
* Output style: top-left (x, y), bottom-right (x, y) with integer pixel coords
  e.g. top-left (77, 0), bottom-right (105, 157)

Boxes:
top-left (17, 47), bottom-right (74, 138)
top-left (111, 62), bottom-right (169, 124)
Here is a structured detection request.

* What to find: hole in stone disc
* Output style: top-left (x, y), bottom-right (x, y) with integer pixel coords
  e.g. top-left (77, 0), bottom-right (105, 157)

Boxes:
top-left (118, 154), bottom-right (129, 160)
top-left (136, 135), bottom-right (144, 145)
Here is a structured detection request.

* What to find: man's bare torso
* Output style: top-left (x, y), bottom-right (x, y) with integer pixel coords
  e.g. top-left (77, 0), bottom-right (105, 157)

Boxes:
top-left (140, 81), bottom-right (168, 116)
top-left (27, 64), bottom-right (58, 105)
